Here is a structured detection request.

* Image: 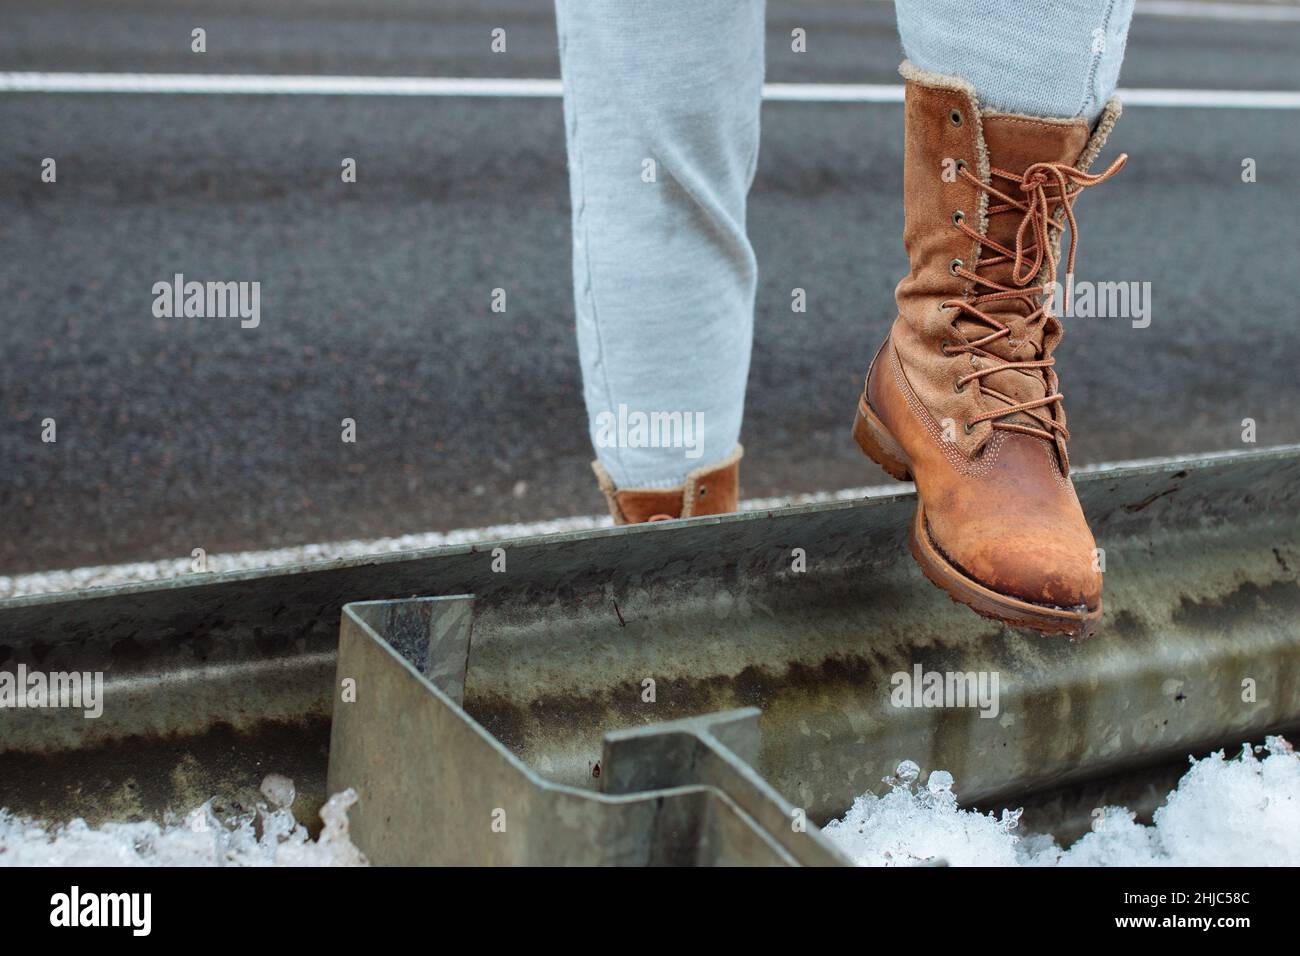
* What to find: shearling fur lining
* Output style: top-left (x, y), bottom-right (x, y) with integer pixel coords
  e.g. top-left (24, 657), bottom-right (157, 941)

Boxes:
top-left (898, 59), bottom-right (979, 100)
top-left (1077, 98), bottom-right (1122, 173)
top-left (591, 444), bottom-right (744, 521)
top-left (591, 458), bottom-right (626, 522)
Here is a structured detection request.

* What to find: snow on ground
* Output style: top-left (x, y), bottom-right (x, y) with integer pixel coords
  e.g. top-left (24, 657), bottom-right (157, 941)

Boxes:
top-left (822, 736), bottom-right (1299, 866)
top-left (2, 737), bottom-right (1295, 866)
top-left (0, 777), bottom-right (367, 867)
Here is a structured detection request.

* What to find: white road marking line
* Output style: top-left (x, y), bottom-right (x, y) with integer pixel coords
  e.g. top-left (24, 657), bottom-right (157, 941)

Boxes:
top-left (1, 73), bottom-right (1299, 109)
top-left (762, 82), bottom-right (901, 102)
top-left (0, 73), bottom-right (565, 96)
top-left (865, 0), bottom-right (1300, 22)
top-left (1135, 1), bottom-right (1300, 22)
top-left (1117, 87), bottom-right (1300, 108)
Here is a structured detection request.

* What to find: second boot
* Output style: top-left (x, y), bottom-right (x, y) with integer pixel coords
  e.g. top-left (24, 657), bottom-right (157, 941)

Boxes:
top-left (855, 62), bottom-right (1127, 639)
top-left (593, 446), bottom-right (742, 524)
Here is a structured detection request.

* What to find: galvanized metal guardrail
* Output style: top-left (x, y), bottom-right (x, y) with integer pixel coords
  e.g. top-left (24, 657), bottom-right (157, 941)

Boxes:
top-left (1, 445), bottom-right (1298, 864)
top-left (329, 596), bottom-right (846, 865)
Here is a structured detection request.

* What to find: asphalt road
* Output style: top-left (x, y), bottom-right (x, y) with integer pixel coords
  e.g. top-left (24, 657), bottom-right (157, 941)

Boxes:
top-left (2, 0), bottom-right (1299, 573)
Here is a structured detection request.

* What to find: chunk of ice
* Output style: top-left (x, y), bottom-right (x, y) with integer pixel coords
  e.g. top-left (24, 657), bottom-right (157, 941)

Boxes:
top-left (259, 773), bottom-right (297, 810)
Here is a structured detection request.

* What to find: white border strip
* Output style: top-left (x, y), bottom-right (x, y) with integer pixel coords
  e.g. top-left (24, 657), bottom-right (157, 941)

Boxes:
top-left (762, 82), bottom-right (901, 102)
top-left (0, 73), bottom-right (565, 97)
top-left (1, 73), bottom-right (1298, 108)
top-left (1117, 87), bottom-right (1300, 107)
top-left (1136, 1), bottom-right (1300, 22)
top-left (865, 0), bottom-right (1300, 21)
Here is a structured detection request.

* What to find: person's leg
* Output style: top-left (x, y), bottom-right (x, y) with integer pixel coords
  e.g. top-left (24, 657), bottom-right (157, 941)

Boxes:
top-left (895, 0), bottom-right (1136, 122)
top-left (554, 0), bottom-right (765, 522)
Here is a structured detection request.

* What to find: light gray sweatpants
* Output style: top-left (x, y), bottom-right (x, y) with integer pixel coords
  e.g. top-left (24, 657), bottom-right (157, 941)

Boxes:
top-left (556, 0), bottom-right (1136, 489)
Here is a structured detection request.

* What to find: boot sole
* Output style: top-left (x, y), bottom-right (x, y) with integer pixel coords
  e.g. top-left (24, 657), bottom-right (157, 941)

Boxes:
top-left (853, 396), bottom-right (1101, 639)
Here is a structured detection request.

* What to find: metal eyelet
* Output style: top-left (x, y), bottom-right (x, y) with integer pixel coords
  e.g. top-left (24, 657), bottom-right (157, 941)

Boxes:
top-left (949, 109), bottom-right (963, 127)
top-left (952, 210), bottom-right (965, 226)
top-left (954, 379), bottom-right (966, 393)
top-left (940, 339), bottom-right (953, 355)
top-left (698, 485), bottom-right (708, 497)
top-left (964, 421), bottom-right (976, 434)
top-left (949, 258), bottom-right (963, 276)
top-left (955, 159), bottom-right (967, 172)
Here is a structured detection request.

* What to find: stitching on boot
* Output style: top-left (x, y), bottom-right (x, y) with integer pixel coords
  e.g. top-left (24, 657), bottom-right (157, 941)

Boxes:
top-left (1041, 440), bottom-right (1073, 489)
top-left (890, 345), bottom-right (1005, 478)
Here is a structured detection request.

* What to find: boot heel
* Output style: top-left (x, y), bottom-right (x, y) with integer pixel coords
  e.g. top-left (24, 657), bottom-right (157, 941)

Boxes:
top-left (853, 399), bottom-right (913, 482)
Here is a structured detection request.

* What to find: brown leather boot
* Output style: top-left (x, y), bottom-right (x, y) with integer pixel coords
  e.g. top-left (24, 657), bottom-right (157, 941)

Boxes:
top-left (854, 62), bottom-right (1126, 639)
top-left (592, 446), bottom-right (743, 524)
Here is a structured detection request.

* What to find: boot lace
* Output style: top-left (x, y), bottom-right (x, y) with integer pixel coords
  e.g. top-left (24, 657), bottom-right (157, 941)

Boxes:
top-left (945, 153), bottom-right (1127, 443)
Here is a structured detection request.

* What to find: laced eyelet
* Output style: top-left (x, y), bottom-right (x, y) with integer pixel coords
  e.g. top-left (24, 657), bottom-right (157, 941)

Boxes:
top-left (955, 159), bottom-right (967, 172)
top-left (949, 258), bottom-right (963, 276)
top-left (949, 109), bottom-right (963, 127)
top-left (952, 210), bottom-right (965, 226)
top-left (964, 421), bottom-right (976, 434)
top-left (940, 339), bottom-right (953, 355)
top-left (954, 379), bottom-right (966, 393)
